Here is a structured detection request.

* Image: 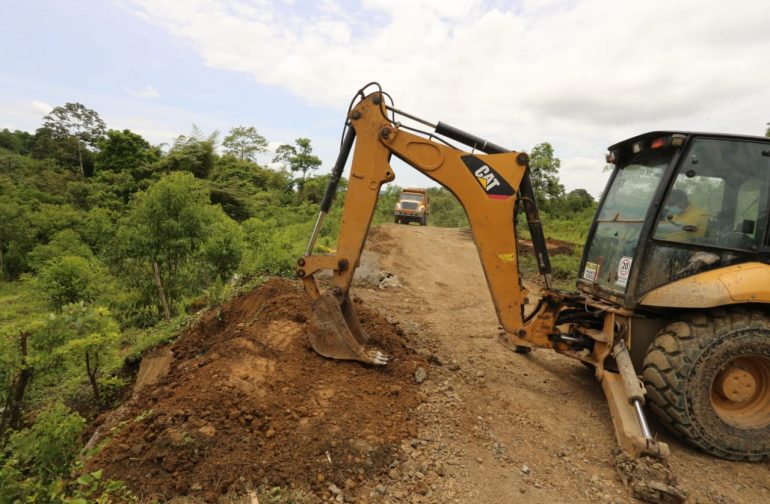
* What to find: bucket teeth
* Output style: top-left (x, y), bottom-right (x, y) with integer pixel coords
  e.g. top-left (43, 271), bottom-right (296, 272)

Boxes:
top-left (309, 291), bottom-right (389, 366)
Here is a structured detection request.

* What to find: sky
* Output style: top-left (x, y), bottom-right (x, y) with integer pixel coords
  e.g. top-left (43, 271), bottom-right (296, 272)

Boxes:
top-left (2, 0), bottom-right (769, 196)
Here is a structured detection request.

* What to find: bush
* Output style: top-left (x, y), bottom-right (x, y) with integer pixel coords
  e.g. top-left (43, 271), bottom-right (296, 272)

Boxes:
top-left (241, 220), bottom-right (309, 277)
top-left (28, 229), bottom-right (94, 271)
top-left (199, 213), bottom-right (244, 282)
top-left (0, 403), bottom-right (130, 503)
top-left (0, 402), bottom-right (85, 503)
top-left (38, 256), bottom-right (103, 310)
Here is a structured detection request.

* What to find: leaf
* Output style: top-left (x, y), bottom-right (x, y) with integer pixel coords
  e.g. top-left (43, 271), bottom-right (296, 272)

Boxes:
top-left (105, 480), bottom-right (125, 492)
top-left (76, 474), bottom-right (93, 485)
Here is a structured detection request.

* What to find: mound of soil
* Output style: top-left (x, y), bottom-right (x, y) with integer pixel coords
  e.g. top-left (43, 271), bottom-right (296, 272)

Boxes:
top-left (88, 278), bottom-right (424, 502)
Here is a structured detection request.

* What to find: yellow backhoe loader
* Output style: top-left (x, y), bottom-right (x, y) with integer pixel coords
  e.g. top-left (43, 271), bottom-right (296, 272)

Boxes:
top-left (297, 83), bottom-right (770, 462)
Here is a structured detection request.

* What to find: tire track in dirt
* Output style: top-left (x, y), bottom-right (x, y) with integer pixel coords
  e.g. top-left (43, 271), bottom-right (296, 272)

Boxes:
top-left (356, 224), bottom-right (770, 503)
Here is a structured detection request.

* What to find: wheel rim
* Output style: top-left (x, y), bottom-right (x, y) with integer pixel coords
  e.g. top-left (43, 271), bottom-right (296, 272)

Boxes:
top-left (710, 355), bottom-right (770, 429)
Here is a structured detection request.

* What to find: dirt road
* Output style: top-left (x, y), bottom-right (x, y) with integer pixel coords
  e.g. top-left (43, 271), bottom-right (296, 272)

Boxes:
top-left (354, 224), bottom-right (770, 503)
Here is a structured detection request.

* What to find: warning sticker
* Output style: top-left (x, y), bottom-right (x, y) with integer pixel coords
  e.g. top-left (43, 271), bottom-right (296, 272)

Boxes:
top-left (616, 256), bottom-right (633, 288)
top-left (583, 261), bottom-right (599, 282)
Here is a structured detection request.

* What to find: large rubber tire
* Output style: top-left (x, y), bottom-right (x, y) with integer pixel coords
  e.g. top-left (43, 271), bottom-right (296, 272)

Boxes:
top-left (420, 215), bottom-right (427, 226)
top-left (642, 308), bottom-right (770, 461)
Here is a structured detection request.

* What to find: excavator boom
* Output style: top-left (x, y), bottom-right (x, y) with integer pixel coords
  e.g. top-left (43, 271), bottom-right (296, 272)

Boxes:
top-left (301, 90), bottom-right (548, 336)
top-left (299, 84), bottom-right (668, 462)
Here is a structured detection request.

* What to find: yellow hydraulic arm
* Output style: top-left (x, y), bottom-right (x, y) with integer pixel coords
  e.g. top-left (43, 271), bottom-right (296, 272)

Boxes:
top-left (300, 90), bottom-right (559, 350)
top-left (299, 85), bottom-right (667, 460)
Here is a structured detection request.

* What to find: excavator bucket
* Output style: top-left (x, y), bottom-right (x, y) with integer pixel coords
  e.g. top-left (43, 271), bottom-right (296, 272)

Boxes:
top-left (309, 291), bottom-right (388, 366)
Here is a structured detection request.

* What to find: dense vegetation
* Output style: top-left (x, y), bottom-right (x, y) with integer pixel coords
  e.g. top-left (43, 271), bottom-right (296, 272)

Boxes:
top-left (0, 103), bottom-right (594, 501)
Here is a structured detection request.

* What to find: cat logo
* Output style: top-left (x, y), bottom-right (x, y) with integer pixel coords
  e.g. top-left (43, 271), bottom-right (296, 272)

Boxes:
top-left (461, 155), bottom-right (515, 199)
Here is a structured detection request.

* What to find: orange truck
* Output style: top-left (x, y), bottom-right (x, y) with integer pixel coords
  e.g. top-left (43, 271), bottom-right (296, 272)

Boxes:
top-left (393, 188), bottom-right (429, 225)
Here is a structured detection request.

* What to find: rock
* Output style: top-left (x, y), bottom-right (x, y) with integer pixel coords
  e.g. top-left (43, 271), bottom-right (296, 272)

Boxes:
top-left (428, 354), bottom-right (444, 366)
top-left (521, 464), bottom-right (531, 475)
top-left (379, 273), bottom-right (401, 289)
top-left (375, 484), bottom-right (387, 495)
top-left (198, 424), bottom-right (216, 437)
top-left (590, 473), bottom-right (600, 484)
top-left (448, 363), bottom-right (460, 371)
top-left (615, 454), bottom-right (687, 504)
top-left (265, 428), bottom-right (276, 438)
top-left (329, 483), bottom-right (342, 496)
top-left (414, 367), bottom-right (427, 384)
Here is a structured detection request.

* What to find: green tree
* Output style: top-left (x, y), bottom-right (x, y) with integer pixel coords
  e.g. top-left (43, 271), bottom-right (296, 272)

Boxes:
top-left (528, 142), bottom-right (565, 210)
top-left (116, 172), bottom-right (218, 320)
top-left (199, 215), bottom-right (244, 283)
top-left (96, 129), bottom-right (160, 181)
top-left (425, 187), bottom-right (468, 228)
top-left (563, 188), bottom-right (595, 212)
top-left (302, 173), bottom-right (347, 205)
top-left (222, 126), bottom-right (268, 162)
top-left (27, 229), bottom-right (93, 271)
top-left (38, 256), bottom-right (103, 310)
top-left (0, 330), bottom-right (35, 438)
top-left (80, 207), bottom-right (118, 254)
top-left (28, 204), bottom-right (85, 244)
top-left (42, 103), bottom-right (106, 178)
top-left (30, 126), bottom-right (83, 169)
top-left (273, 137), bottom-right (322, 197)
top-left (0, 197), bottom-right (35, 279)
top-left (208, 156), bottom-right (293, 221)
top-left (157, 127), bottom-right (217, 179)
top-left (42, 303), bottom-right (119, 404)
top-left (67, 170), bottom-right (138, 211)
top-left (0, 129), bottom-right (34, 155)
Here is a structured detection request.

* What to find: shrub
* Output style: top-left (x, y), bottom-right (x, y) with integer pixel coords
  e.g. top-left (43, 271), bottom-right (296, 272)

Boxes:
top-left (38, 256), bottom-right (103, 310)
top-left (3, 403), bottom-right (84, 480)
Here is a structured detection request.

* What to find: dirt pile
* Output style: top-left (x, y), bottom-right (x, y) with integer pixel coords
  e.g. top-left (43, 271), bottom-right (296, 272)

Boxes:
top-left (88, 278), bottom-right (424, 502)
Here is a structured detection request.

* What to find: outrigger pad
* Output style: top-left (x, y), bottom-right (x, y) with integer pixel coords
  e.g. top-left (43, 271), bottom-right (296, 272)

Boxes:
top-left (309, 291), bottom-right (388, 366)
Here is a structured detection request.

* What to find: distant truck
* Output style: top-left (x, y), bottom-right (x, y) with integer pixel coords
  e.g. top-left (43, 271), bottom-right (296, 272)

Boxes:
top-left (394, 188), bottom-right (429, 226)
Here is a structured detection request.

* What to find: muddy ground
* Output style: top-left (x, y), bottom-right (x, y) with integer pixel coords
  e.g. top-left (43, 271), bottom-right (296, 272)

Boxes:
top-left (92, 224), bottom-right (770, 503)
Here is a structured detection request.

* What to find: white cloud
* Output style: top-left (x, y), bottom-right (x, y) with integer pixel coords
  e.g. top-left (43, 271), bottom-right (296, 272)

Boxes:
top-left (124, 0), bottom-right (770, 192)
top-left (0, 100), bottom-right (53, 131)
top-left (125, 84), bottom-right (162, 99)
top-left (31, 100), bottom-right (53, 115)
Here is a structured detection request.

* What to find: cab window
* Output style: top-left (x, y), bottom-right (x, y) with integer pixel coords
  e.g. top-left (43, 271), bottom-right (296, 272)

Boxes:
top-left (638, 138), bottom-right (770, 295)
top-left (653, 138), bottom-right (770, 251)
